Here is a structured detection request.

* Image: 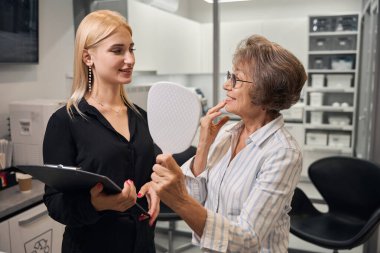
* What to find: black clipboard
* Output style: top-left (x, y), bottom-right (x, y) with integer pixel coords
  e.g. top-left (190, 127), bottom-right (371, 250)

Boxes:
top-left (17, 164), bottom-right (150, 217)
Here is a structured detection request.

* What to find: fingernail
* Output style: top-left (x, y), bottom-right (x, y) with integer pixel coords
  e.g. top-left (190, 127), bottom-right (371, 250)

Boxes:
top-left (125, 180), bottom-right (130, 185)
top-left (97, 183), bottom-right (102, 189)
top-left (137, 193), bottom-right (142, 198)
top-left (138, 214), bottom-right (149, 221)
top-left (127, 179), bottom-right (133, 185)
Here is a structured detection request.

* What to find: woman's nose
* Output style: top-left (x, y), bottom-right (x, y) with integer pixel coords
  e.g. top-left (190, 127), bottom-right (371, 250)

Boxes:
top-left (223, 79), bottom-right (232, 91)
top-left (124, 52), bottom-right (135, 65)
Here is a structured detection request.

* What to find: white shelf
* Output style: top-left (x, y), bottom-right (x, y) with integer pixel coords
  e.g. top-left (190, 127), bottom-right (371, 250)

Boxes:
top-left (303, 145), bottom-right (352, 154)
top-left (304, 124), bottom-right (353, 131)
top-left (308, 69), bottom-right (356, 73)
top-left (303, 14), bottom-right (359, 180)
top-left (308, 50), bottom-right (357, 55)
top-left (309, 31), bottom-right (358, 36)
top-left (306, 87), bottom-right (355, 93)
top-left (305, 106), bottom-right (354, 112)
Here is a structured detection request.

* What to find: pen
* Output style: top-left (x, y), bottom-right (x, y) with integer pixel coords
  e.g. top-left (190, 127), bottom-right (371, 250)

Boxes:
top-left (135, 202), bottom-right (150, 217)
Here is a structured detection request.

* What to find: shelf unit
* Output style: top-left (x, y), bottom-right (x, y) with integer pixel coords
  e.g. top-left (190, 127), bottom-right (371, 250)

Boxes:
top-left (303, 14), bottom-right (360, 170)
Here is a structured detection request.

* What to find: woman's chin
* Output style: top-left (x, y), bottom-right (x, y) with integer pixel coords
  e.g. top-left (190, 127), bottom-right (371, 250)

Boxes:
top-left (224, 105), bottom-right (235, 115)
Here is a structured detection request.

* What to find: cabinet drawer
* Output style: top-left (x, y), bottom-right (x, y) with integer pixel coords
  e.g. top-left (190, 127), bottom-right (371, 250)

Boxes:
top-left (0, 220), bottom-right (11, 253)
top-left (9, 203), bottom-right (64, 253)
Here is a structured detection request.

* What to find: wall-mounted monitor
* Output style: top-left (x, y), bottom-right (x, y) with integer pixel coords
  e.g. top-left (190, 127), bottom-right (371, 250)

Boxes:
top-left (0, 0), bottom-right (38, 63)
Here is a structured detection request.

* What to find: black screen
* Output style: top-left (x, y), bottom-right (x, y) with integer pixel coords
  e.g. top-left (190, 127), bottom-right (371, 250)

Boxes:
top-left (0, 0), bottom-right (38, 63)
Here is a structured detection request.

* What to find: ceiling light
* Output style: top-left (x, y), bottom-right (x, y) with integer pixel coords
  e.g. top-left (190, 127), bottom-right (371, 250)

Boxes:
top-left (203, 0), bottom-right (250, 3)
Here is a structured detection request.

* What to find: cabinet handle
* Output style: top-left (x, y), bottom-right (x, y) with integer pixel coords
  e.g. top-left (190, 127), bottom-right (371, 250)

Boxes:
top-left (18, 209), bottom-right (48, 226)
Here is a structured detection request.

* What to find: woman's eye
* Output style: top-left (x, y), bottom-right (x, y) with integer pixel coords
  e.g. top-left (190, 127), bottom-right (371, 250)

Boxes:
top-left (111, 48), bottom-right (123, 54)
top-left (129, 48), bottom-right (136, 53)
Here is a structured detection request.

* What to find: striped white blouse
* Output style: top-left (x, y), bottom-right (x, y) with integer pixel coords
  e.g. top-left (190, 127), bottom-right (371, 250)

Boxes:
top-left (181, 115), bottom-right (302, 253)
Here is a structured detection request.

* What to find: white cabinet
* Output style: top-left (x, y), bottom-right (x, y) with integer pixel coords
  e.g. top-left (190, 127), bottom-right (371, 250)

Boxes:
top-left (155, 8), bottom-right (201, 74)
top-left (128, 0), bottom-right (159, 72)
top-left (128, 0), bottom-right (201, 74)
top-left (0, 220), bottom-right (11, 253)
top-left (201, 18), bottom-right (308, 73)
top-left (304, 14), bottom-right (360, 162)
top-left (8, 203), bottom-right (64, 253)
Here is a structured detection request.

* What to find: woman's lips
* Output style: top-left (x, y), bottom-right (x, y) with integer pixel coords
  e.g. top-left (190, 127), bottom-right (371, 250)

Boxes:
top-left (225, 96), bottom-right (235, 103)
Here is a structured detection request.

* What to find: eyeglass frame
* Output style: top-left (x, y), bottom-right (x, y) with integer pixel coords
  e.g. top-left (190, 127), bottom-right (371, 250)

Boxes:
top-left (226, 71), bottom-right (254, 89)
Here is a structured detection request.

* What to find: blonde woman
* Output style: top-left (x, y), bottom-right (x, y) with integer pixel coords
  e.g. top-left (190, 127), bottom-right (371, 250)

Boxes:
top-left (43, 10), bottom-right (159, 253)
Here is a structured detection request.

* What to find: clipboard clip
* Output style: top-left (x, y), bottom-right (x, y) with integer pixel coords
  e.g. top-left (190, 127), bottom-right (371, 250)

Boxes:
top-left (44, 164), bottom-right (82, 171)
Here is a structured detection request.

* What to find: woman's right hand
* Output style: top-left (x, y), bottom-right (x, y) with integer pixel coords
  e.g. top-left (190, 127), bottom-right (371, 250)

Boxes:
top-left (90, 180), bottom-right (137, 212)
top-left (198, 100), bottom-right (230, 149)
top-left (193, 101), bottom-right (229, 176)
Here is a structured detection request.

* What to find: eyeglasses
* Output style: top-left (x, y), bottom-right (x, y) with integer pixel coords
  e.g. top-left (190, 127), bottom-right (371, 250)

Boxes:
top-left (226, 71), bottom-right (254, 89)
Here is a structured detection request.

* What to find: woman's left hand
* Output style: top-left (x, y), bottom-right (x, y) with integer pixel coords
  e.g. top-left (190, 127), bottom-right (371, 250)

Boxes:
top-left (138, 182), bottom-right (160, 226)
top-left (151, 154), bottom-right (189, 210)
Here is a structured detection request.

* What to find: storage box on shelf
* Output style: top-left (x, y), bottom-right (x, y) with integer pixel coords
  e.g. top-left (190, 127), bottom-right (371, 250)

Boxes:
top-left (311, 74), bottom-right (325, 88)
top-left (303, 14), bottom-right (359, 176)
top-left (326, 74), bottom-right (353, 88)
top-left (328, 132), bottom-right (351, 148)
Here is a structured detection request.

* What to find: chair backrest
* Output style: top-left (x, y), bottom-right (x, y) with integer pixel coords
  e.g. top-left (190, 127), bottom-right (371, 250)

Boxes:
top-left (309, 156), bottom-right (380, 221)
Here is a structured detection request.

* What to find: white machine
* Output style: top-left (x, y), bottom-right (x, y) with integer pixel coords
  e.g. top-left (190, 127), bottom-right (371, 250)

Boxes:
top-left (10, 99), bottom-right (65, 166)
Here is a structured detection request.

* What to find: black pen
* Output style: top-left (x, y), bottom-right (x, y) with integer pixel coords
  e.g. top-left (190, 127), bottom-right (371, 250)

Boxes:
top-left (135, 202), bottom-right (150, 217)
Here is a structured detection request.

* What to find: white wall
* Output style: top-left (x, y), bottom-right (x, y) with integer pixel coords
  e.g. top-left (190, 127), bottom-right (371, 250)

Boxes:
top-left (0, 0), bottom-right (363, 138)
top-left (0, 0), bottom-right (74, 137)
top-left (186, 0), bottom-right (362, 23)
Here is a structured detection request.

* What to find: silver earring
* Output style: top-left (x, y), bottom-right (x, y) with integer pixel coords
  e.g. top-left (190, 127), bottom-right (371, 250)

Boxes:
top-left (88, 66), bottom-right (92, 93)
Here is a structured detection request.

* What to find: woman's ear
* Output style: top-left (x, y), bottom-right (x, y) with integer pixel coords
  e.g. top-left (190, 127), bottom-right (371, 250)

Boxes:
top-left (82, 49), bottom-right (92, 66)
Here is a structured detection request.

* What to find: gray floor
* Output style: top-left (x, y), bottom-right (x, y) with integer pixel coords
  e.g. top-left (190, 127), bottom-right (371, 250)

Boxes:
top-left (154, 227), bottom-right (318, 253)
top-left (154, 219), bottom-right (364, 253)
top-left (154, 221), bottom-right (313, 253)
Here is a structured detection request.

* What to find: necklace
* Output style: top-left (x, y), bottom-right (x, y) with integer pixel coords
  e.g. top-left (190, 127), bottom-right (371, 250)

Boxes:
top-left (90, 96), bottom-right (125, 114)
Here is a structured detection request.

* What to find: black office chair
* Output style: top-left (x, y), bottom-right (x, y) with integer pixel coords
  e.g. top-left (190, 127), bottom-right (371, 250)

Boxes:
top-left (155, 146), bottom-right (197, 253)
top-left (290, 156), bottom-right (380, 253)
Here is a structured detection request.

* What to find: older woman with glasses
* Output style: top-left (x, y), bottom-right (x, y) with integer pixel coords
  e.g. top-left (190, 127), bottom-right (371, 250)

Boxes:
top-left (151, 34), bottom-right (307, 253)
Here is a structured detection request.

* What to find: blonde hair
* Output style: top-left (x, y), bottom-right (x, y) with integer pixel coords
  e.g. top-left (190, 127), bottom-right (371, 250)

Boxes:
top-left (67, 10), bottom-right (139, 117)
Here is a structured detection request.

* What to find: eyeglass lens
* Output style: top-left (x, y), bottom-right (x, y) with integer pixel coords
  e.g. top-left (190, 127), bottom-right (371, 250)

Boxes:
top-left (227, 71), bottom-right (236, 88)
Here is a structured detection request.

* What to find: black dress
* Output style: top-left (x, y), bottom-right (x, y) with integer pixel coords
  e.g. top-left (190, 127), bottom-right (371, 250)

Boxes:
top-left (43, 98), bottom-right (157, 253)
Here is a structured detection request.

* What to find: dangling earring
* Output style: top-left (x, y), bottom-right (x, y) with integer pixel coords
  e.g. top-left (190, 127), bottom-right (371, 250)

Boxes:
top-left (88, 66), bottom-right (92, 93)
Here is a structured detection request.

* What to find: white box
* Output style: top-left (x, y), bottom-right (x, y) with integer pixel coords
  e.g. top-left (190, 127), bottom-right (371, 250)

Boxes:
top-left (328, 115), bottom-right (351, 126)
top-left (311, 74), bottom-right (325, 87)
top-left (331, 59), bottom-right (353, 70)
top-left (327, 74), bottom-right (353, 88)
top-left (282, 103), bottom-right (304, 121)
top-left (306, 132), bottom-right (328, 146)
top-left (10, 99), bottom-right (65, 165)
top-left (328, 133), bottom-right (351, 147)
top-left (310, 111), bottom-right (323, 124)
top-left (309, 92), bottom-right (324, 106)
